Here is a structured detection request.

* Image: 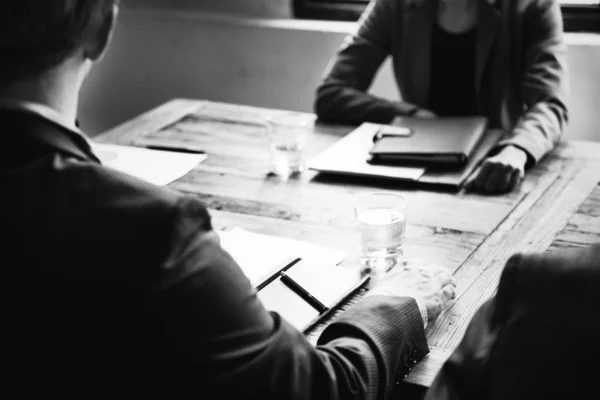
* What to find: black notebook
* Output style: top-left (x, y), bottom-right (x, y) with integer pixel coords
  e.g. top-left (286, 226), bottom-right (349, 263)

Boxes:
top-left (369, 116), bottom-right (489, 166)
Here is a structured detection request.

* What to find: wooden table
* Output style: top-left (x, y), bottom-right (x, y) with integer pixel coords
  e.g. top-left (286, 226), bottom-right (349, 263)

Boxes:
top-left (96, 99), bottom-right (600, 391)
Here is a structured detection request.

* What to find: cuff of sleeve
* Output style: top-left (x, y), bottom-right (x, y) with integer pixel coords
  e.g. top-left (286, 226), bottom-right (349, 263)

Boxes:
top-left (494, 134), bottom-right (546, 169)
top-left (318, 296), bottom-right (429, 397)
top-left (412, 296), bottom-right (428, 329)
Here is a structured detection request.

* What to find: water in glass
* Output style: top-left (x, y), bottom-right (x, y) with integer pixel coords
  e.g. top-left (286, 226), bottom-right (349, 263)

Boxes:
top-left (270, 142), bottom-right (305, 177)
top-left (266, 113), bottom-right (312, 178)
top-left (355, 192), bottom-right (407, 280)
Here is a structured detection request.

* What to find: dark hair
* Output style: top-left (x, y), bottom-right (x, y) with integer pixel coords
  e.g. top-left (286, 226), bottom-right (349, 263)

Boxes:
top-left (0, 0), bottom-right (117, 82)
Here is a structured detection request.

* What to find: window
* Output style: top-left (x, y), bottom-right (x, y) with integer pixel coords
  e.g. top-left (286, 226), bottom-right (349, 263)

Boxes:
top-left (294, 0), bottom-right (600, 32)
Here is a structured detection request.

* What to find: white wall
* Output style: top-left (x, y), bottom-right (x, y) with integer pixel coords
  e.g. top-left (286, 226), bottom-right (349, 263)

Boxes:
top-left (80, 5), bottom-right (600, 142)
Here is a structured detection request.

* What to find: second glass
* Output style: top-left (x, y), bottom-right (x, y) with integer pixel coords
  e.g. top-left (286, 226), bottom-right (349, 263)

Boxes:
top-left (266, 113), bottom-right (314, 178)
top-left (355, 192), bottom-right (407, 278)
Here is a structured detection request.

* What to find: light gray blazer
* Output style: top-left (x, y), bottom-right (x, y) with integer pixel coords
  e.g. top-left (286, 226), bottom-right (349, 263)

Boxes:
top-left (315, 0), bottom-right (568, 166)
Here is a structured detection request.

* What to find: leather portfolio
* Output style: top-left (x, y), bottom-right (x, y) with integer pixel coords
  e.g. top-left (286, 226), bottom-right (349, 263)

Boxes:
top-left (369, 116), bottom-right (489, 166)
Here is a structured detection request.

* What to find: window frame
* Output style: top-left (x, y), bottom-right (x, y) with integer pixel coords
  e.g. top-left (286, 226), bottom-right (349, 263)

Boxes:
top-left (293, 0), bottom-right (600, 33)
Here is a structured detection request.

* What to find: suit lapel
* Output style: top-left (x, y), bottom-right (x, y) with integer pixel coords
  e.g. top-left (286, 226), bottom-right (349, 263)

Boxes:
top-left (475, 0), bottom-right (501, 99)
top-left (405, 0), bottom-right (437, 107)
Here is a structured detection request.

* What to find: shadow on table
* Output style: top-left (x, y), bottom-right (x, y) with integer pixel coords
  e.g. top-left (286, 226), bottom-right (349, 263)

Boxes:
top-left (310, 172), bottom-right (462, 194)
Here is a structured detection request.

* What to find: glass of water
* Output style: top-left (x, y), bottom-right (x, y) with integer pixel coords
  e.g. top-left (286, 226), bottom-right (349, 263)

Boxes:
top-left (266, 113), bottom-right (314, 178)
top-left (355, 192), bottom-right (407, 279)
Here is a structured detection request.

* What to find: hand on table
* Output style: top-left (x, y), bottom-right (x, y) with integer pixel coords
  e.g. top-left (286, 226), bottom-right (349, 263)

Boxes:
top-left (465, 145), bottom-right (528, 194)
top-left (365, 262), bottom-right (457, 326)
top-left (391, 109), bottom-right (437, 125)
top-left (412, 109), bottom-right (437, 119)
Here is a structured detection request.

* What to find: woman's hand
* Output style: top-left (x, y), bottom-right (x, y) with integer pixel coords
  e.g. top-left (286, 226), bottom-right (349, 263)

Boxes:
top-left (465, 145), bottom-right (528, 194)
top-left (391, 109), bottom-right (437, 125)
top-left (412, 109), bottom-right (437, 119)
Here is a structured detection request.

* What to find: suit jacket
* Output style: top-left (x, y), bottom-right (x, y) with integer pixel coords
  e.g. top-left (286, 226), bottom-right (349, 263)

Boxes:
top-left (315, 0), bottom-right (568, 166)
top-left (0, 107), bottom-right (428, 399)
top-left (424, 246), bottom-right (600, 400)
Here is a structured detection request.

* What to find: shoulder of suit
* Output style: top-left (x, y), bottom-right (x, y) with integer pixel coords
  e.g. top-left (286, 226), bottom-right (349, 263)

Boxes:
top-left (55, 156), bottom-right (185, 212)
top-left (513, 245), bottom-right (600, 277)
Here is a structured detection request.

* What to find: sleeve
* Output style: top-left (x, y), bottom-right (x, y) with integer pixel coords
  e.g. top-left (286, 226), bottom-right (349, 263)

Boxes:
top-left (315, 0), bottom-right (418, 125)
top-left (494, 0), bottom-right (568, 167)
top-left (152, 196), bottom-right (429, 400)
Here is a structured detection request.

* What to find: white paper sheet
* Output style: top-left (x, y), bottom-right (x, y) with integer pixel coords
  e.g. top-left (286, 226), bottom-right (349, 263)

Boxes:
top-left (218, 227), bottom-right (347, 287)
top-left (93, 143), bottom-right (206, 186)
top-left (308, 123), bottom-right (426, 181)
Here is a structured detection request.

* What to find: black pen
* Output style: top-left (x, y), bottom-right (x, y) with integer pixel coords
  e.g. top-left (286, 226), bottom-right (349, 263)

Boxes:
top-left (136, 143), bottom-right (205, 154)
top-left (280, 271), bottom-right (328, 313)
top-left (256, 257), bottom-right (302, 291)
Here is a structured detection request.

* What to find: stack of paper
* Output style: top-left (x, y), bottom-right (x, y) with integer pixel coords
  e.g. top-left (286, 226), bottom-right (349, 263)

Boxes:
top-left (93, 143), bottom-right (206, 186)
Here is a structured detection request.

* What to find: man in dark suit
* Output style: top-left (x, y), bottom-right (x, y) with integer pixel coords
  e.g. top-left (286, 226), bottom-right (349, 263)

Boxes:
top-left (424, 246), bottom-right (600, 400)
top-left (0, 1), bottom-right (456, 398)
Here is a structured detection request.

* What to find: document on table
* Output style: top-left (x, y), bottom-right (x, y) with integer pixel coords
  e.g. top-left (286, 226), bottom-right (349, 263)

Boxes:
top-left (93, 143), bottom-right (207, 186)
top-left (308, 123), bottom-right (426, 181)
top-left (218, 227), bottom-right (347, 287)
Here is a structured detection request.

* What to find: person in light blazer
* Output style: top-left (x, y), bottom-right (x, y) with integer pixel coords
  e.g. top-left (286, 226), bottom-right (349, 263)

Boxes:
top-left (315, 0), bottom-right (568, 194)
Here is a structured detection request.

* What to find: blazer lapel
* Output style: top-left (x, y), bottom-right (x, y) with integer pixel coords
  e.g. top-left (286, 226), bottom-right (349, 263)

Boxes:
top-left (404, 0), bottom-right (437, 107)
top-left (475, 0), bottom-right (501, 99)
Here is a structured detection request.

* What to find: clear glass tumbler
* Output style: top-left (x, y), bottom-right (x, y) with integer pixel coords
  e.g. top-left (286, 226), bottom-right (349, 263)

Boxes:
top-left (266, 113), bottom-right (314, 178)
top-left (355, 192), bottom-right (407, 278)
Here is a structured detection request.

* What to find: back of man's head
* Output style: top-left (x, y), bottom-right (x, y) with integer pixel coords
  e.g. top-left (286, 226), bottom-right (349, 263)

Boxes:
top-left (0, 0), bottom-right (118, 83)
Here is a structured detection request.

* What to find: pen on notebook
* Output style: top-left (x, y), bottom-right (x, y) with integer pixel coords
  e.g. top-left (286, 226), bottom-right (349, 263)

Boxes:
top-left (255, 257), bottom-right (302, 291)
top-left (373, 127), bottom-right (413, 142)
top-left (135, 143), bottom-right (205, 154)
top-left (280, 271), bottom-right (328, 313)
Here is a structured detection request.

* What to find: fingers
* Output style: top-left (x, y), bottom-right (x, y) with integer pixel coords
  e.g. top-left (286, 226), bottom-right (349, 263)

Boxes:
top-left (485, 165), bottom-right (512, 193)
top-left (466, 146), bottom-right (528, 194)
top-left (442, 284), bottom-right (457, 302)
top-left (465, 162), bottom-right (493, 193)
top-left (430, 268), bottom-right (454, 288)
top-left (507, 167), bottom-right (524, 191)
top-left (414, 109), bottom-right (437, 119)
top-left (467, 161), bottom-right (523, 194)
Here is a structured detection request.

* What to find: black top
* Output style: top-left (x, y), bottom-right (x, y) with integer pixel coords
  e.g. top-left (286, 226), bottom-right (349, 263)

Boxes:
top-left (429, 24), bottom-right (478, 117)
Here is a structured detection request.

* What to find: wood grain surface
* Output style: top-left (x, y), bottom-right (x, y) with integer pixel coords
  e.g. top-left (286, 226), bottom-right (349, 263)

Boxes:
top-left (97, 99), bottom-right (600, 389)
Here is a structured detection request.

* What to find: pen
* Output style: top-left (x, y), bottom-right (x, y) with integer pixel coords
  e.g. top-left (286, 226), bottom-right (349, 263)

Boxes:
top-left (136, 143), bottom-right (205, 154)
top-left (373, 127), bottom-right (413, 142)
top-left (280, 271), bottom-right (328, 313)
top-left (256, 257), bottom-right (302, 291)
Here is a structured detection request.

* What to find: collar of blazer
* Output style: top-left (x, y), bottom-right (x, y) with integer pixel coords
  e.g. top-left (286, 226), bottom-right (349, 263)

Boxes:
top-left (0, 98), bottom-right (100, 164)
top-left (403, 0), bottom-right (502, 107)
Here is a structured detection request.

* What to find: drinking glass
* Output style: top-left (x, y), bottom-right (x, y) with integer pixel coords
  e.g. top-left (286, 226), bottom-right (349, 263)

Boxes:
top-left (355, 192), bottom-right (407, 278)
top-left (266, 113), bottom-right (314, 178)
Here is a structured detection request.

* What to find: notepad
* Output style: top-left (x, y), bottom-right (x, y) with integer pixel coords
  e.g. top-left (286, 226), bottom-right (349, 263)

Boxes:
top-left (218, 227), bottom-right (347, 287)
top-left (308, 123), bottom-right (426, 181)
top-left (218, 227), bottom-right (368, 332)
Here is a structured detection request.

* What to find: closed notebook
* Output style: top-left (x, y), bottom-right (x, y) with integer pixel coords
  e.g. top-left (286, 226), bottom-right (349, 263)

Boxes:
top-left (369, 116), bottom-right (489, 166)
